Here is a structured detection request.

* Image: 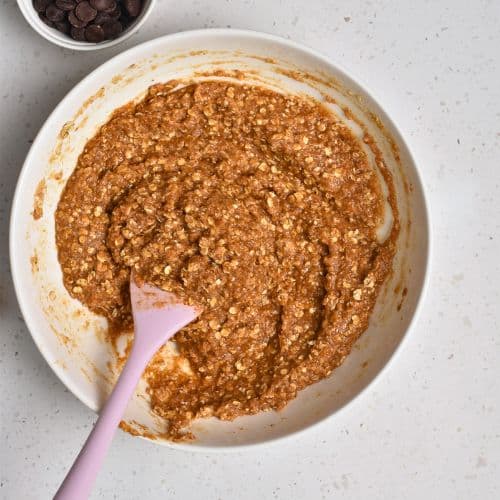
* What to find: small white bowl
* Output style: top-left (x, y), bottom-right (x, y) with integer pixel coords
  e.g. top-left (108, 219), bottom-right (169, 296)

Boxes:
top-left (16, 0), bottom-right (156, 51)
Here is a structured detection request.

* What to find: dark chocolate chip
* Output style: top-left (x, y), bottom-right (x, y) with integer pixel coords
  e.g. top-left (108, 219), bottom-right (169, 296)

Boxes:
top-left (55, 0), bottom-right (76, 11)
top-left (102, 19), bottom-right (122, 38)
top-left (89, 0), bottom-right (114, 11)
top-left (68, 10), bottom-right (88, 28)
top-left (70, 26), bottom-right (86, 40)
top-left (68, 10), bottom-right (88, 27)
top-left (93, 11), bottom-right (111, 24)
top-left (85, 23), bottom-right (105, 42)
top-left (38, 12), bottom-right (55, 27)
top-left (45, 4), bottom-right (66, 22)
top-left (54, 20), bottom-right (71, 33)
top-left (106, 6), bottom-right (121, 19)
top-left (75, 1), bottom-right (97, 22)
top-left (103, 0), bottom-right (117, 13)
top-left (33, 0), bottom-right (51, 13)
top-left (123, 0), bottom-right (141, 18)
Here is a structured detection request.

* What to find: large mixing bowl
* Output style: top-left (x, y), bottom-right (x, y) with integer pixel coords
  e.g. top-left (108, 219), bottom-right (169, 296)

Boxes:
top-left (10, 29), bottom-right (430, 450)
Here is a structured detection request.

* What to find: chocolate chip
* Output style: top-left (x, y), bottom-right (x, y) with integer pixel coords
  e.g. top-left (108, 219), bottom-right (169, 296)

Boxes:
top-left (75, 1), bottom-right (97, 22)
top-left (102, 19), bottom-right (122, 38)
top-left (45, 4), bottom-right (65, 22)
top-left (119, 9), bottom-right (134, 24)
top-left (90, 0), bottom-right (114, 11)
top-left (55, 0), bottom-right (76, 11)
top-left (68, 10), bottom-right (88, 27)
top-left (33, 0), bottom-right (51, 13)
top-left (106, 6), bottom-right (121, 19)
top-left (54, 19), bottom-right (71, 33)
top-left (70, 26), bottom-right (86, 40)
top-left (123, 0), bottom-right (141, 17)
top-left (93, 11), bottom-right (111, 24)
top-left (103, 0), bottom-right (117, 13)
top-left (38, 12), bottom-right (55, 27)
top-left (85, 23), bottom-right (105, 42)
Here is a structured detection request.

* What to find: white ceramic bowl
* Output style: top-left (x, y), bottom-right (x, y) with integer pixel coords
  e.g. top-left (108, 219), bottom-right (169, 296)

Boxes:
top-left (10, 29), bottom-right (430, 450)
top-left (16, 0), bottom-right (156, 51)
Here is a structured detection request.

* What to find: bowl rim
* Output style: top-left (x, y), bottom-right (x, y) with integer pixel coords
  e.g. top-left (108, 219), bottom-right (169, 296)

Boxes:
top-left (10, 28), bottom-right (432, 452)
top-left (16, 0), bottom-right (156, 51)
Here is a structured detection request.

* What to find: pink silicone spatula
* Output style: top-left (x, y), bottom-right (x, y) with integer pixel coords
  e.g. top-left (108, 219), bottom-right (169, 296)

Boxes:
top-left (54, 279), bottom-right (200, 500)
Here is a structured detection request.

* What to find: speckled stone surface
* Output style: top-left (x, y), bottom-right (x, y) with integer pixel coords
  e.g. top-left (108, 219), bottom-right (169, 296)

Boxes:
top-left (1, 1), bottom-right (499, 498)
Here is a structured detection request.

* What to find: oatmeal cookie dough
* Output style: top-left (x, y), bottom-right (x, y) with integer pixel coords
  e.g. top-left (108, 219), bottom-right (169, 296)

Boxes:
top-left (56, 80), bottom-right (398, 439)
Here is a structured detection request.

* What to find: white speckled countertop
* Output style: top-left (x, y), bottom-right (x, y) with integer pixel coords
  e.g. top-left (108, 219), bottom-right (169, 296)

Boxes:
top-left (1, 1), bottom-right (499, 498)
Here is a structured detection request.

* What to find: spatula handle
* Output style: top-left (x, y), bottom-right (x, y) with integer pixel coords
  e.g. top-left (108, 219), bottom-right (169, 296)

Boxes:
top-left (54, 343), bottom-right (151, 500)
